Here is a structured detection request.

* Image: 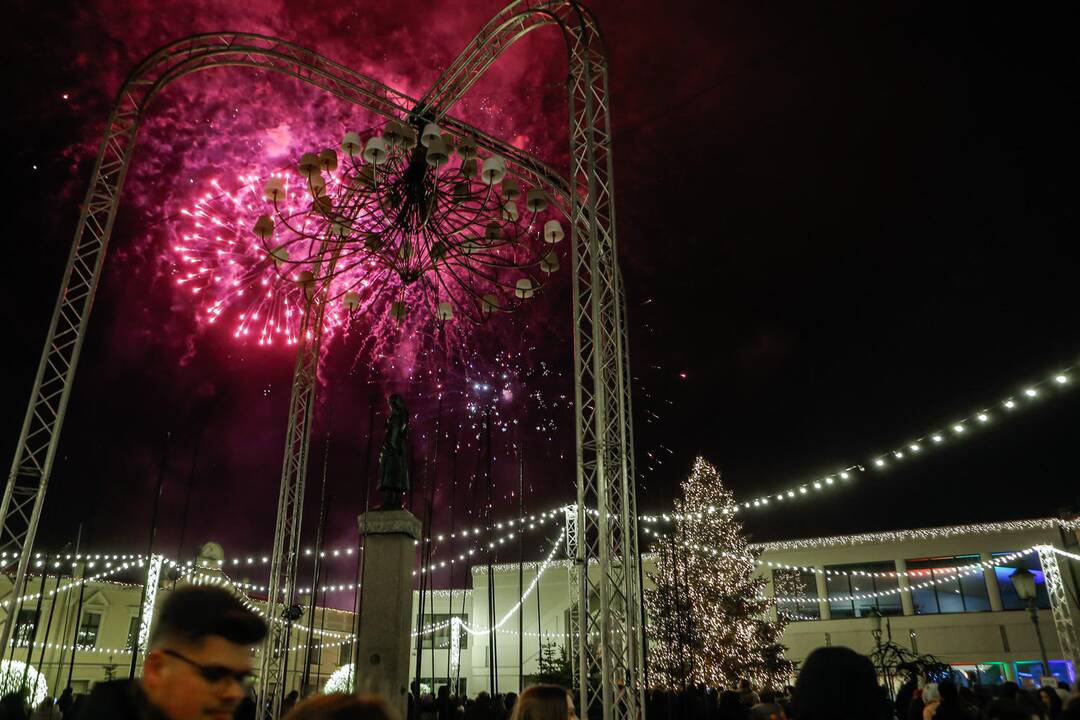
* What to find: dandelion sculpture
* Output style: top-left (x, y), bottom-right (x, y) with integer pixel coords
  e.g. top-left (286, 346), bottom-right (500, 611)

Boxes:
top-left (177, 118), bottom-right (564, 345)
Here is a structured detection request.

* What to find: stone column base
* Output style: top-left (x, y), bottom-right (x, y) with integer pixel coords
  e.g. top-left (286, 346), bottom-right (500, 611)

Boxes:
top-left (355, 509), bottom-right (422, 720)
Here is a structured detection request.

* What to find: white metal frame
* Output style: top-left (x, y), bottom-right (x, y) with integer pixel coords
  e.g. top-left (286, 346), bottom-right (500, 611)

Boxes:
top-left (0, 4), bottom-right (645, 718)
top-left (1036, 545), bottom-right (1080, 674)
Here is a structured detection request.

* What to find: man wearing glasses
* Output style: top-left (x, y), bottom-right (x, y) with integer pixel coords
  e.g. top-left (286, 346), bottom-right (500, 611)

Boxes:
top-left (79, 586), bottom-right (268, 720)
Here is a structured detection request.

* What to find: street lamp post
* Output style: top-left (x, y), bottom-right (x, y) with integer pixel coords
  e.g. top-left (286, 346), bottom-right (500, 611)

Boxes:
top-left (1010, 567), bottom-right (1051, 682)
top-left (869, 608), bottom-right (891, 698)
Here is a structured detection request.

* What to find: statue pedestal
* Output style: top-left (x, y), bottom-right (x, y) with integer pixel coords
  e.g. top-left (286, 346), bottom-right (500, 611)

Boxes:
top-left (355, 509), bottom-right (421, 718)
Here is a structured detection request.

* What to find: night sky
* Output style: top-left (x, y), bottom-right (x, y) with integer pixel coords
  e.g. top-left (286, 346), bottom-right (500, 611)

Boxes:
top-left (3, 1), bottom-right (1079, 594)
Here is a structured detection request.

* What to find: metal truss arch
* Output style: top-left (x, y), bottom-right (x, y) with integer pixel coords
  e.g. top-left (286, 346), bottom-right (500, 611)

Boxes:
top-left (0, 27), bottom-right (570, 680)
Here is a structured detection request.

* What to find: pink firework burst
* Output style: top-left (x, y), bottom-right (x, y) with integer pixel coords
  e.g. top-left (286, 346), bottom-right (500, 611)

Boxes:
top-left (170, 118), bottom-right (567, 364)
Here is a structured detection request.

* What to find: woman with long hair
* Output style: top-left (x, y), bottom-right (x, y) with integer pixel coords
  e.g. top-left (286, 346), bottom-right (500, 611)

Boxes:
top-left (510, 685), bottom-right (576, 720)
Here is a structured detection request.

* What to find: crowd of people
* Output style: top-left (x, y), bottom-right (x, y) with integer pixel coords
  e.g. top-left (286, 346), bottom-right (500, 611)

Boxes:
top-left (642, 647), bottom-right (1080, 720)
top-left (0, 587), bottom-right (1077, 720)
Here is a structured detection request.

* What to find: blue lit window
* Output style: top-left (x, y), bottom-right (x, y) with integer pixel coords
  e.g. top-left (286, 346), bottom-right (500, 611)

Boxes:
top-left (994, 552), bottom-right (1051, 610)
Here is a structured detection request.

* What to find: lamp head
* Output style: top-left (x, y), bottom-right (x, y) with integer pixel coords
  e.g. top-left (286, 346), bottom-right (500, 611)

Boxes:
top-left (1010, 566), bottom-right (1037, 600)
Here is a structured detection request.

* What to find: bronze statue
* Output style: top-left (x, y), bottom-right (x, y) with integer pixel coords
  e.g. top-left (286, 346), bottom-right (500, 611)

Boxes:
top-left (376, 393), bottom-right (410, 509)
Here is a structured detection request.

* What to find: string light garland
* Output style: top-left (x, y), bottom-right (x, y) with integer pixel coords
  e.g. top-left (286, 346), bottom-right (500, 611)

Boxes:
top-left (0, 560), bottom-right (144, 608)
top-left (661, 537), bottom-right (1038, 581)
top-left (771, 549), bottom-right (1037, 604)
top-left (189, 572), bottom-right (351, 640)
top-left (460, 536), bottom-right (561, 636)
top-left (412, 535), bottom-right (561, 638)
top-left (1046, 545), bottom-right (1080, 563)
top-left (728, 362), bottom-right (1078, 512)
top-left (751, 518), bottom-right (1080, 553)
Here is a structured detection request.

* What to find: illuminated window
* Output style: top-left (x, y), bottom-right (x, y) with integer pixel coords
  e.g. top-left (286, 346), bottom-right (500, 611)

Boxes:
top-left (421, 614), bottom-right (469, 649)
top-left (773, 569), bottom-right (820, 621)
top-left (823, 562), bottom-right (901, 619)
top-left (13, 609), bottom-right (36, 648)
top-left (77, 612), bottom-right (102, 649)
top-left (906, 555), bottom-right (990, 615)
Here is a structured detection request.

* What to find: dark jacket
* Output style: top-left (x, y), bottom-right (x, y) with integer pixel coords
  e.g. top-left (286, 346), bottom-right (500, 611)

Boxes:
top-left (70, 681), bottom-right (167, 720)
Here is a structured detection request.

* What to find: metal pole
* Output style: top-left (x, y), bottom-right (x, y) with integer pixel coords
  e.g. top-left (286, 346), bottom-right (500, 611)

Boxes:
top-left (1030, 601), bottom-right (1051, 679)
top-left (5, 575), bottom-right (26, 665)
top-left (351, 393), bottom-right (377, 693)
top-left (484, 406), bottom-right (497, 695)
top-left (518, 442), bottom-right (524, 691)
top-left (427, 398), bottom-right (441, 690)
top-left (66, 562), bottom-right (87, 689)
top-left (302, 429), bottom-right (331, 694)
top-left (314, 582), bottom-right (328, 692)
top-left (53, 524), bottom-right (81, 693)
top-left (129, 431), bottom-right (169, 679)
top-left (413, 500), bottom-right (432, 699)
top-left (427, 499), bottom-right (436, 689)
top-left (20, 553), bottom-right (50, 691)
top-left (445, 432), bottom-right (458, 687)
top-left (36, 559), bottom-right (62, 690)
top-left (637, 549), bottom-right (649, 692)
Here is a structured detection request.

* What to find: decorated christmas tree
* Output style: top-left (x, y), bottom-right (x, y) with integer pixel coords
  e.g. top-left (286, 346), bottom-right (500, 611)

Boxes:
top-left (644, 457), bottom-right (793, 689)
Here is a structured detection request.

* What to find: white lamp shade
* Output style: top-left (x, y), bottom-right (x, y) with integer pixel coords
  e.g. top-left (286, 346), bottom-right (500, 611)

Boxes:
top-left (502, 201), bottom-right (519, 222)
top-left (437, 302), bottom-right (454, 321)
top-left (501, 178), bottom-right (521, 200)
top-left (426, 138), bottom-right (450, 169)
top-left (263, 177), bottom-right (286, 202)
top-left (525, 188), bottom-right (548, 212)
top-left (331, 221), bottom-right (350, 238)
top-left (269, 245), bottom-right (289, 268)
top-left (341, 131), bottom-right (362, 157)
top-left (481, 294), bottom-right (500, 314)
top-left (253, 215), bottom-right (275, 240)
top-left (540, 251), bottom-right (560, 274)
top-left (363, 136), bottom-right (389, 164)
top-left (481, 156), bottom-right (506, 185)
top-left (515, 278), bottom-right (534, 299)
top-left (343, 291), bottom-right (360, 311)
top-left (543, 219), bottom-right (564, 244)
top-left (382, 120), bottom-right (405, 147)
top-left (457, 137), bottom-right (478, 159)
top-left (421, 123), bottom-right (442, 148)
top-left (298, 152), bottom-right (321, 178)
top-left (318, 148), bottom-right (338, 173)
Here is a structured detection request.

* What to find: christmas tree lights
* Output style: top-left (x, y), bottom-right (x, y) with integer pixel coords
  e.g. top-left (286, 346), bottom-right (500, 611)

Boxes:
top-left (644, 457), bottom-right (792, 689)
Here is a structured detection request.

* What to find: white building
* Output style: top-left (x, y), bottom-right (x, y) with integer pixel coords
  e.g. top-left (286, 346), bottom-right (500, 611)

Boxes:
top-left (2, 516), bottom-right (1077, 698)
